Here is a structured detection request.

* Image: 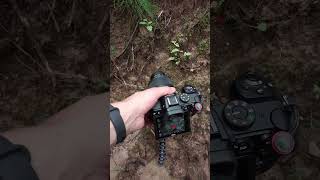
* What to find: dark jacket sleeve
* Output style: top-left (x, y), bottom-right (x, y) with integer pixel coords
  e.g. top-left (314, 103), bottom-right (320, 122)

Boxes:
top-left (0, 136), bottom-right (39, 180)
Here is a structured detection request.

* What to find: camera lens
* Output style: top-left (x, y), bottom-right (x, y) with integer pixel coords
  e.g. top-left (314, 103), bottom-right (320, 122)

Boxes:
top-left (148, 71), bottom-right (174, 88)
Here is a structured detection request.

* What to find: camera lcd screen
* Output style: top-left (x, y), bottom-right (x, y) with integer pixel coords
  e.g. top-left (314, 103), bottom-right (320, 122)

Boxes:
top-left (161, 114), bottom-right (185, 135)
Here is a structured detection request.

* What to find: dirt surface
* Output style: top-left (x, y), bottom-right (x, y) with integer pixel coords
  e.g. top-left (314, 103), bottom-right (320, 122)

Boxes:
top-left (110, 1), bottom-right (210, 179)
top-left (0, 0), bottom-right (108, 131)
top-left (211, 0), bottom-right (320, 179)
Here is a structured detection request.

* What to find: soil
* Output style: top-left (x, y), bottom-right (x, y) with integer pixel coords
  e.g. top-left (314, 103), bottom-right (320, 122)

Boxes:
top-left (110, 1), bottom-right (210, 179)
top-left (0, 0), bottom-right (108, 131)
top-left (211, 0), bottom-right (320, 179)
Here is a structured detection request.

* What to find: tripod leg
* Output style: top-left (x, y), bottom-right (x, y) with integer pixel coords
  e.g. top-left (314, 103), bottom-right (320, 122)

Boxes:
top-left (158, 139), bottom-right (166, 166)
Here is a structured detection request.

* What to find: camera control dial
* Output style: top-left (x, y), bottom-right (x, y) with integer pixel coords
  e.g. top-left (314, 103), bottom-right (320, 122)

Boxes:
top-left (180, 93), bottom-right (190, 103)
top-left (224, 100), bottom-right (256, 129)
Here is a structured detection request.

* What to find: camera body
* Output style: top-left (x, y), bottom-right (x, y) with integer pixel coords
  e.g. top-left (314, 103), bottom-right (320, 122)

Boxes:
top-left (210, 73), bottom-right (298, 179)
top-left (148, 71), bottom-right (203, 139)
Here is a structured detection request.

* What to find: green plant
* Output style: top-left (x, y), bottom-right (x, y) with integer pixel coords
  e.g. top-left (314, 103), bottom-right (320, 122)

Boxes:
top-left (183, 52), bottom-right (192, 60)
top-left (110, 45), bottom-right (116, 57)
top-left (198, 11), bottom-right (210, 29)
top-left (313, 83), bottom-right (320, 99)
top-left (96, 80), bottom-right (109, 92)
top-left (113, 0), bottom-right (157, 19)
top-left (139, 18), bottom-right (154, 32)
top-left (218, 0), bottom-right (225, 8)
top-left (198, 39), bottom-right (209, 55)
top-left (256, 22), bottom-right (268, 32)
top-left (168, 40), bottom-right (192, 65)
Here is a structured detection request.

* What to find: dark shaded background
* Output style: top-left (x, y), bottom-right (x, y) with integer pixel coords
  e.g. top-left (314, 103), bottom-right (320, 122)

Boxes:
top-left (0, 0), bottom-right (109, 131)
top-left (211, 0), bottom-right (320, 179)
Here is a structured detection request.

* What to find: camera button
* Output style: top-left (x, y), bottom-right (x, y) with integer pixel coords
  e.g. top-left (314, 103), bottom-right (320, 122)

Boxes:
top-left (194, 103), bottom-right (203, 112)
top-left (257, 88), bottom-right (264, 94)
top-left (180, 93), bottom-right (190, 102)
top-left (239, 143), bottom-right (249, 151)
top-left (272, 131), bottom-right (295, 155)
top-left (166, 95), bottom-right (179, 106)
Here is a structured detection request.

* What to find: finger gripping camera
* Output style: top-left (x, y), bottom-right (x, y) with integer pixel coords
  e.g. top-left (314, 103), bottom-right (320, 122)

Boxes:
top-left (148, 71), bottom-right (203, 164)
top-left (210, 73), bottom-right (299, 180)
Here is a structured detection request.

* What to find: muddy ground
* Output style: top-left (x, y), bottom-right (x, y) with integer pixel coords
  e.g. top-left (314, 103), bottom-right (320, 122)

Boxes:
top-left (0, 1), bottom-right (108, 131)
top-left (110, 1), bottom-right (210, 179)
top-left (211, 0), bottom-right (320, 179)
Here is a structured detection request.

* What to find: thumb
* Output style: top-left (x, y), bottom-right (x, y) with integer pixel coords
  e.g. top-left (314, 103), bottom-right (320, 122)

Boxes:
top-left (147, 86), bottom-right (176, 99)
top-left (141, 86), bottom-right (176, 114)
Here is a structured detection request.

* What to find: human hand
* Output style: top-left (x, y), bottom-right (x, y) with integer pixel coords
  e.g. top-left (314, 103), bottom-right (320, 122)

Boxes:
top-left (111, 86), bottom-right (176, 135)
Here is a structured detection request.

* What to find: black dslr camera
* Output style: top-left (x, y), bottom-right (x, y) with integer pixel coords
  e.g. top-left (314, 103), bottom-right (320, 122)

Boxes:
top-left (210, 73), bottom-right (299, 180)
top-left (148, 71), bottom-right (203, 165)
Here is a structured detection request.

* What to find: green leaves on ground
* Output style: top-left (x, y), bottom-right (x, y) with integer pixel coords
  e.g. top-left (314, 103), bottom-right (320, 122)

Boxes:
top-left (257, 22), bottom-right (268, 32)
top-left (313, 84), bottom-right (320, 100)
top-left (113, 0), bottom-right (158, 19)
top-left (168, 40), bottom-right (192, 65)
top-left (171, 40), bottom-right (180, 48)
top-left (171, 48), bottom-right (180, 53)
top-left (139, 18), bottom-right (154, 32)
top-left (183, 52), bottom-right (192, 60)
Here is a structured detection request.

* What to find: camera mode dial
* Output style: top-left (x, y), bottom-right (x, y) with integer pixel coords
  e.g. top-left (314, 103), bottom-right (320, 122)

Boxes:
top-left (224, 100), bottom-right (255, 129)
top-left (180, 93), bottom-right (190, 103)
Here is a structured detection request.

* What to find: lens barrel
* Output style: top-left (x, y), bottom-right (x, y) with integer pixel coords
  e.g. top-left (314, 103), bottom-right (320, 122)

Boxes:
top-left (148, 71), bottom-right (174, 88)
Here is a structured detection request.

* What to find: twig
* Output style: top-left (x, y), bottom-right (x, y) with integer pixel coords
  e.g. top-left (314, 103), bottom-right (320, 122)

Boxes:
top-left (46, 0), bottom-right (60, 32)
top-left (130, 45), bottom-right (135, 71)
top-left (111, 60), bottom-right (128, 86)
top-left (67, 0), bottom-right (76, 28)
top-left (47, 0), bottom-right (60, 32)
top-left (46, 0), bottom-right (56, 22)
top-left (51, 14), bottom-right (61, 32)
top-left (10, 0), bottom-right (57, 87)
top-left (0, 21), bottom-right (45, 71)
top-left (52, 71), bottom-right (88, 80)
top-left (139, 55), bottom-right (153, 77)
top-left (165, 16), bottom-right (172, 27)
top-left (0, 73), bottom-right (8, 79)
top-left (139, 61), bottom-right (148, 76)
top-left (92, 11), bottom-right (109, 45)
top-left (191, 6), bottom-right (209, 30)
top-left (33, 40), bottom-right (56, 87)
top-left (111, 156), bottom-right (125, 171)
top-left (113, 73), bottom-right (125, 85)
top-left (114, 22), bottom-right (139, 60)
top-left (15, 55), bottom-right (37, 73)
top-left (128, 131), bottom-right (142, 143)
top-left (12, 41), bottom-right (44, 70)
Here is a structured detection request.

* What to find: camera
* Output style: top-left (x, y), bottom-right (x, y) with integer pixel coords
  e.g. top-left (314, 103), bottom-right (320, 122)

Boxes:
top-left (148, 71), bottom-right (203, 164)
top-left (210, 72), bottom-right (299, 180)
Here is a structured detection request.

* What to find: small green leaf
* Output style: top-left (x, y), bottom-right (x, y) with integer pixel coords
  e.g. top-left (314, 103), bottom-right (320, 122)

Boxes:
top-left (168, 57), bottom-right (175, 61)
top-left (218, 0), bottom-right (225, 7)
top-left (139, 21), bottom-right (147, 25)
top-left (183, 52), bottom-right (192, 57)
top-left (175, 61), bottom-right (180, 65)
top-left (146, 25), bottom-right (153, 32)
top-left (171, 48), bottom-right (180, 53)
top-left (171, 41), bottom-right (180, 47)
top-left (257, 22), bottom-right (267, 32)
top-left (313, 84), bottom-right (320, 99)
